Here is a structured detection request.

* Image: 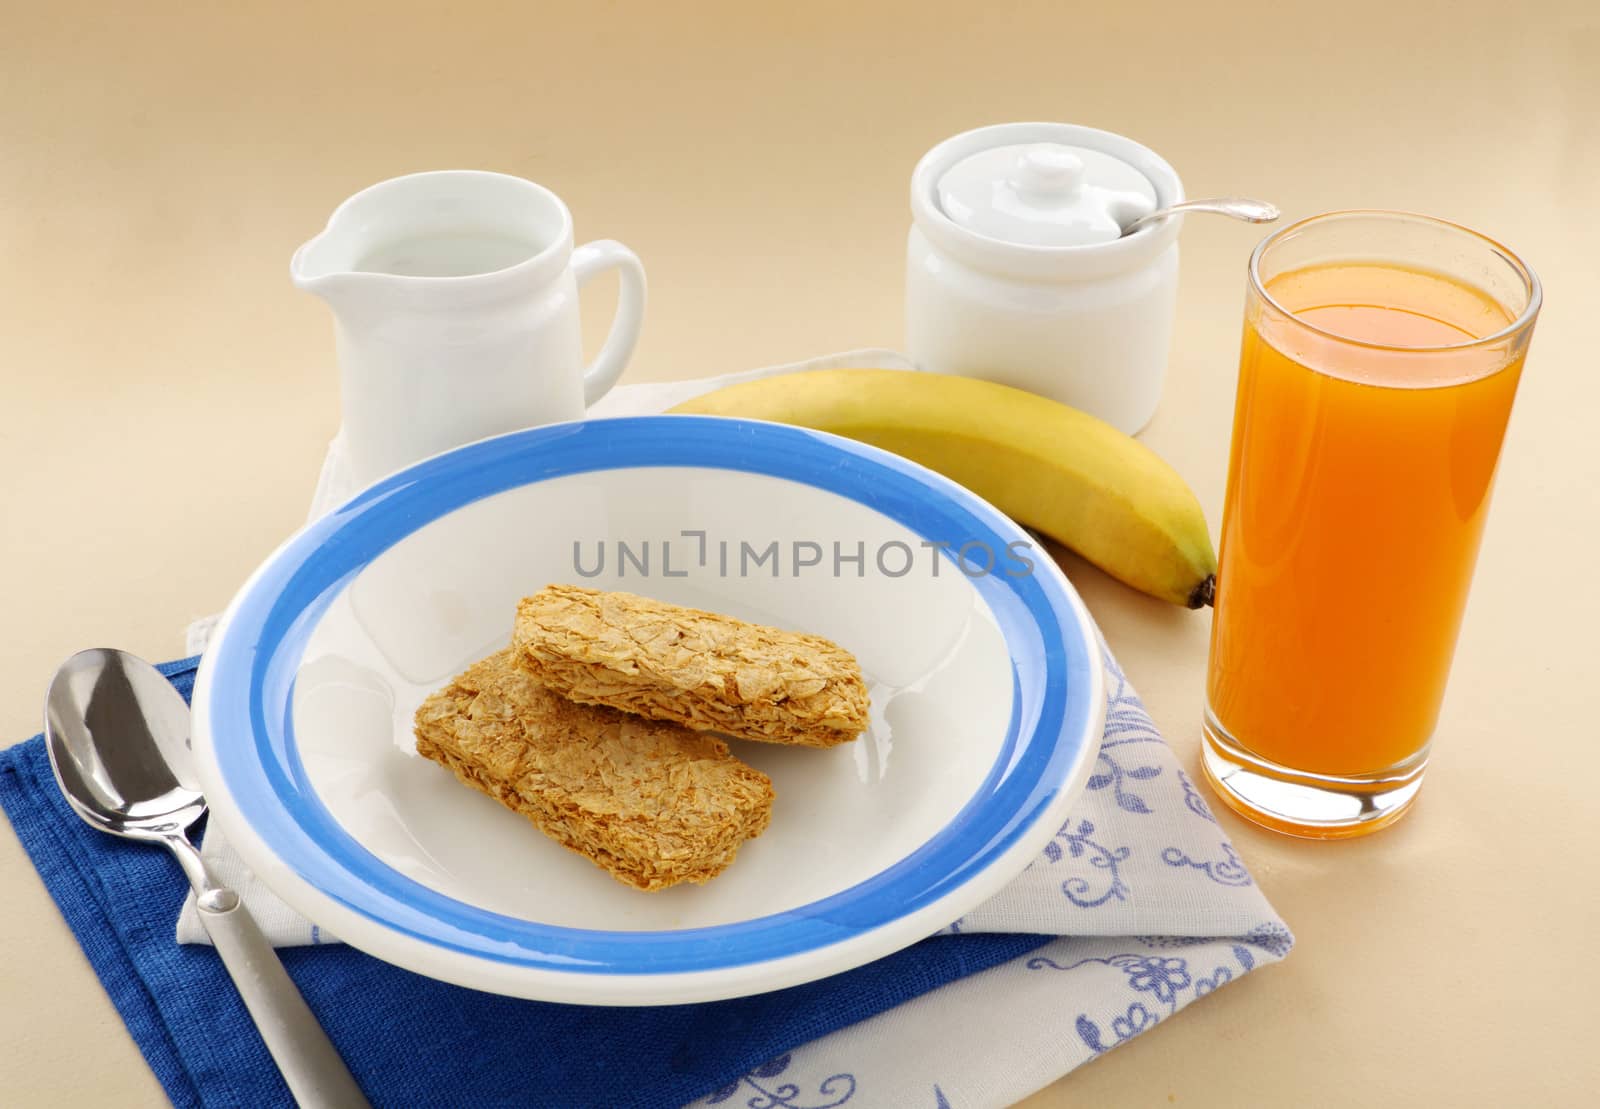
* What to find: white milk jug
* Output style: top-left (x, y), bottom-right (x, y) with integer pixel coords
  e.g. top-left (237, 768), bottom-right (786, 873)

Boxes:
top-left (292, 170), bottom-right (646, 488)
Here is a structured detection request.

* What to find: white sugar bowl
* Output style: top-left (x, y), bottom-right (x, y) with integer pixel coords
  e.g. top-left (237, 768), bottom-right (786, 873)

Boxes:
top-left (907, 122), bottom-right (1184, 435)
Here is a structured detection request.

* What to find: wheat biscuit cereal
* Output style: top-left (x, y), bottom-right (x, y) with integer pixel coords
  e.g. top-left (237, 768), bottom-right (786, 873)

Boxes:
top-left (513, 585), bottom-right (870, 748)
top-left (413, 648), bottom-right (774, 891)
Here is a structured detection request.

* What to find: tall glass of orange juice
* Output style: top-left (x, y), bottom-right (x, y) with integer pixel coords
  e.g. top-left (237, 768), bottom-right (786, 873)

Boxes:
top-left (1203, 211), bottom-right (1540, 838)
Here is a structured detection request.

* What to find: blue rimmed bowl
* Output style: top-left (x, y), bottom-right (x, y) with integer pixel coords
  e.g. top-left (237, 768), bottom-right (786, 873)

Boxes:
top-left (190, 416), bottom-right (1104, 1004)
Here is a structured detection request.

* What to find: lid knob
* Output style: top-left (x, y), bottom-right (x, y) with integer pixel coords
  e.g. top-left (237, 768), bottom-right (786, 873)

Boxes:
top-left (1010, 145), bottom-right (1086, 198)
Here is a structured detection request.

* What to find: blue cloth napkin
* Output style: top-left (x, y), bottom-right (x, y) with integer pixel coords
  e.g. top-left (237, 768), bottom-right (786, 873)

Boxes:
top-left (1, 657), bottom-right (1057, 1109)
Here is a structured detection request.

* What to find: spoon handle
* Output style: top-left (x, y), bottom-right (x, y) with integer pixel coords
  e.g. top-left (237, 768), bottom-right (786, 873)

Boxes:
top-left (1123, 197), bottom-right (1281, 236)
top-left (194, 885), bottom-right (372, 1108)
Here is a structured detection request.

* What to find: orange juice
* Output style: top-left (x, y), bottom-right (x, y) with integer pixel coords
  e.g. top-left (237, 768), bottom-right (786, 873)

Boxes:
top-left (1206, 262), bottom-right (1525, 782)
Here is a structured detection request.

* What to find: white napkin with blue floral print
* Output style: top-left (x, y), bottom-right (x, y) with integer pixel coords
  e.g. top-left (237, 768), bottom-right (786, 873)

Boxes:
top-left (179, 350), bottom-right (1292, 1108)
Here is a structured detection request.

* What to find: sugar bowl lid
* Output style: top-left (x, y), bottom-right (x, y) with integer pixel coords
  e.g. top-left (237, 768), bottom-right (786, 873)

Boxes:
top-left (935, 142), bottom-right (1159, 248)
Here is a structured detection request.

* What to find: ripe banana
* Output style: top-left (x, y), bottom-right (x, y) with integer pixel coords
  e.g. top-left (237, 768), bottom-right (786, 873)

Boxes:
top-left (669, 369), bottom-right (1216, 608)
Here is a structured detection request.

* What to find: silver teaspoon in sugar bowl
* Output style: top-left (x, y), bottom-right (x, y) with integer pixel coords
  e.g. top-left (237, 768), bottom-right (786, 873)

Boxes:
top-left (1121, 196), bottom-right (1281, 236)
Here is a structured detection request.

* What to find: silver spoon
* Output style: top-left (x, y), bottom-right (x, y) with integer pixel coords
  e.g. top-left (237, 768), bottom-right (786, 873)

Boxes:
top-left (1121, 197), bottom-right (1280, 237)
top-left (45, 648), bottom-right (370, 1109)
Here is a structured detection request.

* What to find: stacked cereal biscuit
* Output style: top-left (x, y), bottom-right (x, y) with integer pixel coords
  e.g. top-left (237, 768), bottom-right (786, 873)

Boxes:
top-left (413, 586), bottom-right (870, 891)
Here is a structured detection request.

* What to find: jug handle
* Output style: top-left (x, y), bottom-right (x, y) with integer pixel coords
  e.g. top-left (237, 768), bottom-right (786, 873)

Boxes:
top-left (572, 240), bottom-right (647, 406)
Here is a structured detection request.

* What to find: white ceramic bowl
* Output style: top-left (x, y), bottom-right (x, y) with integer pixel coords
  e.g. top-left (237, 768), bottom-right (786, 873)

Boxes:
top-left (191, 416), bottom-right (1104, 1004)
top-left (907, 121), bottom-right (1186, 435)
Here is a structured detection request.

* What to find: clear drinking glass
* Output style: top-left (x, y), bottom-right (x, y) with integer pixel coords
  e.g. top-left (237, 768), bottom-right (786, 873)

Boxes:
top-left (1202, 211), bottom-right (1540, 838)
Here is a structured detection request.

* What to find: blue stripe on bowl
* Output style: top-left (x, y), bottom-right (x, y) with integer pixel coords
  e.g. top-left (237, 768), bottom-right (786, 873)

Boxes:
top-left (201, 416), bottom-right (1097, 974)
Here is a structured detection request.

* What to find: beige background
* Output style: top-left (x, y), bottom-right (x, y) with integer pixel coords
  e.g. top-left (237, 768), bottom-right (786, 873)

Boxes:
top-left (4, 1), bottom-right (1599, 1105)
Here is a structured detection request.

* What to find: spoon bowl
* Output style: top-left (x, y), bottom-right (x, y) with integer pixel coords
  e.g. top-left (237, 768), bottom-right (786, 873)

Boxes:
top-left (45, 649), bottom-right (203, 843)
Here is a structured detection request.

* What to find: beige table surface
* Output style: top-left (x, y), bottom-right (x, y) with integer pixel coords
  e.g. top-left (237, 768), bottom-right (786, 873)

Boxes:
top-left (4, 1), bottom-right (1599, 1105)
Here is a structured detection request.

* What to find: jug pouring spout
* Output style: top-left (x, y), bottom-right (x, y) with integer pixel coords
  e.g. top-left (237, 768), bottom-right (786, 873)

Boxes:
top-left (289, 230), bottom-right (370, 307)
